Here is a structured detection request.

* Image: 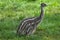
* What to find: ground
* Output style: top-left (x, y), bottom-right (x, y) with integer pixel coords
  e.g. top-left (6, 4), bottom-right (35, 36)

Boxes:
top-left (0, 0), bottom-right (60, 40)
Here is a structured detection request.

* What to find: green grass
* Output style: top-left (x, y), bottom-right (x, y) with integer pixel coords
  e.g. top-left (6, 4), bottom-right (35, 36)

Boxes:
top-left (0, 0), bottom-right (60, 40)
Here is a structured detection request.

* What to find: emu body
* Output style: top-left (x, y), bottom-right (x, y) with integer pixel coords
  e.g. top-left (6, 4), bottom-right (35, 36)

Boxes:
top-left (17, 3), bottom-right (47, 35)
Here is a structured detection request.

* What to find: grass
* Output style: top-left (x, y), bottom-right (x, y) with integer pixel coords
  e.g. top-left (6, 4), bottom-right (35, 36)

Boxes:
top-left (0, 0), bottom-right (60, 40)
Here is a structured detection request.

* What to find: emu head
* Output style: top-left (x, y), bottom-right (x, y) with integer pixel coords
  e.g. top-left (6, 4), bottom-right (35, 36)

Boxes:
top-left (41, 3), bottom-right (47, 7)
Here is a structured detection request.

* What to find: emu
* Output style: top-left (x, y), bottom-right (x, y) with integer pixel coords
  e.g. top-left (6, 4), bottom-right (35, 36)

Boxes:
top-left (17, 3), bottom-right (47, 36)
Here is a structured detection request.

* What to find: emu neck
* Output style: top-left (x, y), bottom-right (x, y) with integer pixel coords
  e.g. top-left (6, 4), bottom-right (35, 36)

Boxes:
top-left (35, 6), bottom-right (44, 24)
top-left (40, 6), bottom-right (44, 19)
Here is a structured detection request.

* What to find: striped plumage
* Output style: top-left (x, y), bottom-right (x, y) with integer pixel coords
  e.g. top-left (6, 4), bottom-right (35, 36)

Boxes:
top-left (17, 3), bottom-right (47, 35)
